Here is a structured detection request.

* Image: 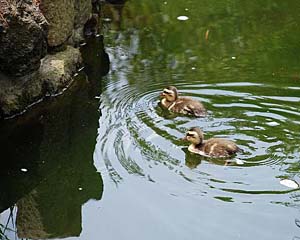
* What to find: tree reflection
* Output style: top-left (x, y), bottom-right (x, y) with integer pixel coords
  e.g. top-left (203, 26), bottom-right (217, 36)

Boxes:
top-left (0, 36), bottom-right (109, 239)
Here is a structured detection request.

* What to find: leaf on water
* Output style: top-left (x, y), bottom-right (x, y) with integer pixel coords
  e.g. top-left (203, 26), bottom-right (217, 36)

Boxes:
top-left (177, 16), bottom-right (189, 21)
top-left (205, 29), bottom-right (209, 40)
top-left (280, 179), bottom-right (299, 189)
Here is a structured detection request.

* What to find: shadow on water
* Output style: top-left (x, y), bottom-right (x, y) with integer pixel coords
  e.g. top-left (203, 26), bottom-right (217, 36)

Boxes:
top-left (0, 36), bottom-right (109, 239)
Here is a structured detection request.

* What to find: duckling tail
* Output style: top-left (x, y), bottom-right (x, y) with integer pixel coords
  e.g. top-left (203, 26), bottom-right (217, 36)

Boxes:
top-left (194, 110), bottom-right (206, 117)
top-left (236, 146), bottom-right (244, 154)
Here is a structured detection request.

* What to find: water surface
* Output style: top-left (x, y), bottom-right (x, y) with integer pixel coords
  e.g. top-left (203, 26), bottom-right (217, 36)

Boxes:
top-left (1, 1), bottom-right (300, 239)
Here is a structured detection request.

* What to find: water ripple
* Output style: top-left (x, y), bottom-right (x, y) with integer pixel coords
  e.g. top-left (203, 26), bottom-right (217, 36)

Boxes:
top-left (96, 79), bottom-right (300, 200)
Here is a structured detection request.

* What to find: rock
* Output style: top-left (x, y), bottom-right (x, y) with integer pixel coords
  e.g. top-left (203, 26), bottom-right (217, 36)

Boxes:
top-left (0, 0), bottom-right (97, 118)
top-left (72, 0), bottom-right (93, 44)
top-left (0, 0), bottom-right (48, 76)
top-left (74, 0), bottom-right (92, 29)
top-left (39, 0), bottom-right (75, 47)
top-left (68, 27), bottom-right (85, 46)
top-left (0, 46), bottom-right (82, 118)
top-left (39, 46), bottom-right (82, 93)
top-left (40, 0), bottom-right (92, 47)
top-left (83, 14), bottom-right (99, 37)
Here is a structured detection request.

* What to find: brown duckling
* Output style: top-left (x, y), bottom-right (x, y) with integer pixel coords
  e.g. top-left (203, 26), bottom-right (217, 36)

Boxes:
top-left (160, 86), bottom-right (206, 117)
top-left (183, 127), bottom-right (239, 158)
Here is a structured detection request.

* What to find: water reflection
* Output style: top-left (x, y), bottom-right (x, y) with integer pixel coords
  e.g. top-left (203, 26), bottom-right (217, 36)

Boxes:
top-left (0, 36), bottom-right (109, 239)
top-left (102, 0), bottom-right (127, 30)
top-left (184, 150), bottom-right (202, 169)
top-left (184, 150), bottom-right (241, 169)
top-left (93, 1), bottom-right (300, 239)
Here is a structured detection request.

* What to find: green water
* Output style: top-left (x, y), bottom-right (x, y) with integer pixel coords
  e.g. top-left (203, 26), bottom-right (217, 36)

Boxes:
top-left (1, 0), bottom-right (300, 239)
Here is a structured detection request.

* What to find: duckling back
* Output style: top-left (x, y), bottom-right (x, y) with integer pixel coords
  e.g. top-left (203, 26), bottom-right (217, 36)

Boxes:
top-left (201, 138), bottom-right (239, 158)
top-left (171, 97), bottom-right (206, 117)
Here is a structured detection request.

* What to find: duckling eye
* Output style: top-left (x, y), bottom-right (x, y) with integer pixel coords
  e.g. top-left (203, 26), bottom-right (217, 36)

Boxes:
top-left (163, 90), bottom-right (173, 95)
top-left (187, 133), bottom-right (195, 137)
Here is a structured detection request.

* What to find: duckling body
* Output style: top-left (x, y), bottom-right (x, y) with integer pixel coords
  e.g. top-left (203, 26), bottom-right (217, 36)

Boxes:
top-left (160, 86), bottom-right (206, 117)
top-left (184, 127), bottom-right (239, 158)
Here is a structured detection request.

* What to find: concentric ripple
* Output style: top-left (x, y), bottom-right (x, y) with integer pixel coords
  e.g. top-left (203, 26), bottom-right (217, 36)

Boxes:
top-left (94, 73), bottom-right (300, 203)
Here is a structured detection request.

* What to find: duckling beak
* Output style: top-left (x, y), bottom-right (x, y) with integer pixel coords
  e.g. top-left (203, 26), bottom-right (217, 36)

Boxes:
top-left (160, 92), bottom-right (166, 97)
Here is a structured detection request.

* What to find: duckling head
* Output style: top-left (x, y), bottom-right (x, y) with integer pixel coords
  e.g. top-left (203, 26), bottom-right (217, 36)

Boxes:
top-left (160, 86), bottom-right (178, 102)
top-left (184, 127), bottom-right (204, 146)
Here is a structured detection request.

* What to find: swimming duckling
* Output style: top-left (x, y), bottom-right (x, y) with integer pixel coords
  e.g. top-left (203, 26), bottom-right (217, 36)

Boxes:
top-left (160, 86), bottom-right (206, 117)
top-left (183, 127), bottom-right (239, 158)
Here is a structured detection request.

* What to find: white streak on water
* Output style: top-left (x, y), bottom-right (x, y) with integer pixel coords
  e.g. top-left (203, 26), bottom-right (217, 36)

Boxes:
top-left (280, 179), bottom-right (299, 189)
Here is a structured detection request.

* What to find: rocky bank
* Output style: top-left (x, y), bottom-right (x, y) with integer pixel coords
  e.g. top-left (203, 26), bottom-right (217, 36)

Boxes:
top-left (0, 0), bottom-right (99, 118)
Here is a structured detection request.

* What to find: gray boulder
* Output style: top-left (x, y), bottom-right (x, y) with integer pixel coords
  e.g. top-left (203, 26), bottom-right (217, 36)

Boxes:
top-left (0, 46), bottom-right (82, 118)
top-left (40, 0), bottom-right (92, 47)
top-left (0, 1), bottom-right (48, 76)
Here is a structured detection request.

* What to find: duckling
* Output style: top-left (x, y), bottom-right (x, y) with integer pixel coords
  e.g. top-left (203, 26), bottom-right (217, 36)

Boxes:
top-left (160, 86), bottom-right (206, 117)
top-left (183, 127), bottom-right (239, 158)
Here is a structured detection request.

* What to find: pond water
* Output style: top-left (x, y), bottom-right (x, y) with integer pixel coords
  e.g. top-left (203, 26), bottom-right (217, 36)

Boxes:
top-left (1, 0), bottom-right (300, 239)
